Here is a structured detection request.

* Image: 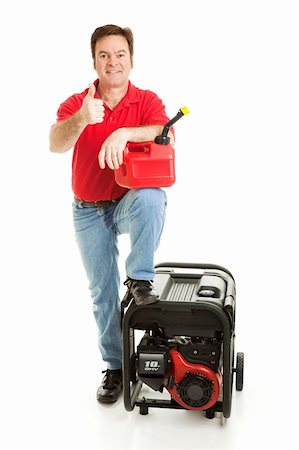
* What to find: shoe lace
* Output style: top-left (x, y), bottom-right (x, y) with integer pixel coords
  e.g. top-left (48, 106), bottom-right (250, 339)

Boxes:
top-left (124, 278), bottom-right (132, 287)
top-left (101, 370), bottom-right (121, 389)
top-left (124, 278), bottom-right (153, 289)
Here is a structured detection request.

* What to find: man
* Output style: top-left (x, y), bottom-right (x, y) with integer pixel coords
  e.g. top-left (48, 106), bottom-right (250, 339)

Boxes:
top-left (49, 24), bottom-right (174, 404)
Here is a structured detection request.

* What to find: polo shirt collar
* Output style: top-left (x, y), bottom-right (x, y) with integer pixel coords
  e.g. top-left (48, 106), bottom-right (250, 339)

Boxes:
top-left (94, 79), bottom-right (140, 111)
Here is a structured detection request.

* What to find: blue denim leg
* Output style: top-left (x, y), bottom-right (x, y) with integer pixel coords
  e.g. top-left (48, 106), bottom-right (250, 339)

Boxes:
top-left (113, 188), bottom-right (167, 280)
top-left (72, 188), bottom-right (167, 369)
top-left (72, 203), bottom-right (122, 370)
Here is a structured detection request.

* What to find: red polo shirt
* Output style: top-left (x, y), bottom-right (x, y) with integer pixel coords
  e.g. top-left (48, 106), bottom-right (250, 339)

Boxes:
top-left (56, 80), bottom-right (171, 201)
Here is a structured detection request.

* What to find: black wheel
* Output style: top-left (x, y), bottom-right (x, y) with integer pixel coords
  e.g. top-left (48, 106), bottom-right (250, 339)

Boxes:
top-left (236, 352), bottom-right (244, 391)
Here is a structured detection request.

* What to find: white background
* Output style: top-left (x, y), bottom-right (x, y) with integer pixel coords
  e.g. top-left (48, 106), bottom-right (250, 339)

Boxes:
top-left (1, 0), bottom-right (298, 449)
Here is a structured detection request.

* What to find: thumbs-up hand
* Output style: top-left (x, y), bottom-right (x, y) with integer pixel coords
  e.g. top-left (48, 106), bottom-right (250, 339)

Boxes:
top-left (87, 83), bottom-right (96, 97)
top-left (80, 83), bottom-right (105, 125)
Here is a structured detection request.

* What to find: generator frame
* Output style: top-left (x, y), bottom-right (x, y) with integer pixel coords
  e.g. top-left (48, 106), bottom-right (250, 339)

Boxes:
top-left (122, 262), bottom-right (243, 419)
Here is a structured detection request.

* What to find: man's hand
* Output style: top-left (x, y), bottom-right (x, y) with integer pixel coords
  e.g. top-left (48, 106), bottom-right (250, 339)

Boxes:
top-left (97, 124), bottom-right (174, 170)
top-left (80, 83), bottom-right (105, 125)
top-left (98, 128), bottom-right (129, 170)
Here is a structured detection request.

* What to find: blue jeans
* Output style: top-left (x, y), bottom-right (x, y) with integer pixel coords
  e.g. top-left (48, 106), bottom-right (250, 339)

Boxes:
top-left (72, 188), bottom-right (167, 370)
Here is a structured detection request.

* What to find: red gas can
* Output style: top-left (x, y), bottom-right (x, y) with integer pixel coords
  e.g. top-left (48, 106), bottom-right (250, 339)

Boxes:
top-left (114, 142), bottom-right (175, 189)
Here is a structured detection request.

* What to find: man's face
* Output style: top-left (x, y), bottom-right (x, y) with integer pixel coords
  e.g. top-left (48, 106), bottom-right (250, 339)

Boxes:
top-left (94, 35), bottom-right (132, 88)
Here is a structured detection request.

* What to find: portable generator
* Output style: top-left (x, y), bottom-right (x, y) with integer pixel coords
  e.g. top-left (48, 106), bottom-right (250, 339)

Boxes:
top-left (122, 262), bottom-right (244, 421)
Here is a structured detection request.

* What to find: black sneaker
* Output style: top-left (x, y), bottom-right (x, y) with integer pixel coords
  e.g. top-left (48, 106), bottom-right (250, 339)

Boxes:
top-left (96, 369), bottom-right (123, 404)
top-left (124, 278), bottom-right (159, 306)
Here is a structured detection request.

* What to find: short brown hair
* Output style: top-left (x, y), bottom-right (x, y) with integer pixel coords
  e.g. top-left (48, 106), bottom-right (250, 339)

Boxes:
top-left (91, 24), bottom-right (134, 64)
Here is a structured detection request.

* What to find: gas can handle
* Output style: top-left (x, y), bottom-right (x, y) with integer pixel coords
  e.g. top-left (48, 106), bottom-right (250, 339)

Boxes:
top-left (126, 143), bottom-right (151, 153)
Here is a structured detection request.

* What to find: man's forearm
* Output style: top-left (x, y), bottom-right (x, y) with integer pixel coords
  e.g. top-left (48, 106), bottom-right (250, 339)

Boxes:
top-left (49, 110), bottom-right (88, 153)
top-left (50, 120), bottom-right (174, 154)
top-left (98, 125), bottom-right (175, 170)
top-left (123, 125), bottom-right (175, 145)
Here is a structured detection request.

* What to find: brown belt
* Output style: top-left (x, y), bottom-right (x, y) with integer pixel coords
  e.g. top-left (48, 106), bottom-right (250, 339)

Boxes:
top-left (74, 196), bottom-right (122, 208)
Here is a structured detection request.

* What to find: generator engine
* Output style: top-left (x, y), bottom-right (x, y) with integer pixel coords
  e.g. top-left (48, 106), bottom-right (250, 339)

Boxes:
top-left (137, 333), bottom-right (223, 411)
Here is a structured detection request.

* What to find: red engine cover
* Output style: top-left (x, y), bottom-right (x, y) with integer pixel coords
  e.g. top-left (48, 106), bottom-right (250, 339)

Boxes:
top-left (166, 349), bottom-right (222, 411)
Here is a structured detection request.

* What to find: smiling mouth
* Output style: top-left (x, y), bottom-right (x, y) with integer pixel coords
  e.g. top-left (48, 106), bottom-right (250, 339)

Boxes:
top-left (106, 70), bottom-right (122, 74)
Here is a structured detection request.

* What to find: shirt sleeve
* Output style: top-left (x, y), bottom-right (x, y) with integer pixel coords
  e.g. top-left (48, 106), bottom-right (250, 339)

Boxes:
top-left (56, 94), bottom-right (83, 122)
top-left (141, 90), bottom-right (175, 139)
top-left (141, 91), bottom-right (170, 126)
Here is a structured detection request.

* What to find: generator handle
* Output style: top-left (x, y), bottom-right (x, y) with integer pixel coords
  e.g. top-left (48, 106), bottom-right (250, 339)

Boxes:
top-left (155, 261), bottom-right (236, 329)
top-left (155, 261), bottom-right (235, 281)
